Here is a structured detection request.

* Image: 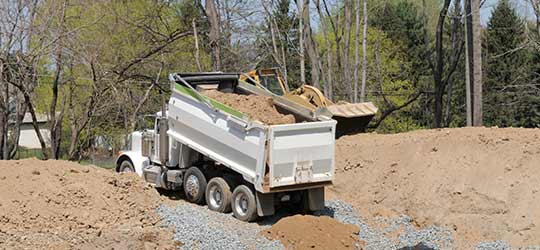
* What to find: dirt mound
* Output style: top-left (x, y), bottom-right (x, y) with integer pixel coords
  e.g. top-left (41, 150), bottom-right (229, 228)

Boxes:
top-left (262, 215), bottom-right (362, 250)
top-left (0, 159), bottom-right (178, 250)
top-left (203, 90), bottom-right (295, 125)
top-left (329, 127), bottom-right (540, 248)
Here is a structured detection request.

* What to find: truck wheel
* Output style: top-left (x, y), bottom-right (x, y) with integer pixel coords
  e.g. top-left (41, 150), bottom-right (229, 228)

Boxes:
top-left (206, 177), bottom-right (232, 213)
top-left (119, 160), bottom-right (135, 173)
top-left (183, 167), bottom-right (207, 204)
top-left (231, 185), bottom-right (258, 222)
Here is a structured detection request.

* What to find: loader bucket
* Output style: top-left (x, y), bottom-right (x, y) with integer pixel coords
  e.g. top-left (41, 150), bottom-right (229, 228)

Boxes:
top-left (326, 102), bottom-right (378, 137)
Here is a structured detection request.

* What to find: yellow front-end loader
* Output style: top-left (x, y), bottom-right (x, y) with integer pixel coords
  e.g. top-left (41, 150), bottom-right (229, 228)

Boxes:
top-left (239, 68), bottom-right (378, 137)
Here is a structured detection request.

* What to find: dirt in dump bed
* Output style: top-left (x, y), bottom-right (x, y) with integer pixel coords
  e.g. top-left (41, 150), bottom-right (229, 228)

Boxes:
top-left (0, 159), bottom-right (179, 250)
top-left (330, 127), bottom-right (540, 249)
top-left (203, 90), bottom-right (295, 125)
top-left (262, 214), bottom-right (363, 250)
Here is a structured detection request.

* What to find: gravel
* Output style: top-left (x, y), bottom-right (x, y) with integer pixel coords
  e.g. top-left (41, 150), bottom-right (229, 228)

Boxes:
top-left (157, 203), bottom-right (284, 250)
top-left (321, 200), bottom-right (454, 250)
top-left (158, 199), bottom-right (539, 250)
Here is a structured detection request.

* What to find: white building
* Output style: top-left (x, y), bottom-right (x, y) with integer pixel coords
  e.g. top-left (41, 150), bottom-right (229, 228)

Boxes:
top-left (18, 113), bottom-right (50, 149)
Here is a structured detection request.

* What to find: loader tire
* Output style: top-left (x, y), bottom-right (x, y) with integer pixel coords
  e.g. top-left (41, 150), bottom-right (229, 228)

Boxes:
top-left (183, 167), bottom-right (207, 204)
top-left (231, 185), bottom-right (258, 222)
top-left (206, 177), bottom-right (232, 213)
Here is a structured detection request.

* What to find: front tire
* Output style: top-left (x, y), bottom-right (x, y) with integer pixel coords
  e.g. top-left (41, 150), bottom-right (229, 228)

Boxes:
top-left (119, 160), bottom-right (135, 173)
top-left (206, 177), bottom-right (232, 213)
top-left (183, 167), bottom-right (207, 204)
top-left (231, 185), bottom-right (258, 222)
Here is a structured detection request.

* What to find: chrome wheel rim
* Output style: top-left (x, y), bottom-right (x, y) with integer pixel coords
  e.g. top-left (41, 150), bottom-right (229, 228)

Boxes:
top-left (185, 175), bottom-right (199, 198)
top-left (234, 193), bottom-right (248, 216)
top-left (209, 185), bottom-right (222, 208)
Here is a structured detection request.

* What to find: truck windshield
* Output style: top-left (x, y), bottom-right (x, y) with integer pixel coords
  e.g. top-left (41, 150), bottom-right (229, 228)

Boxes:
top-left (259, 75), bottom-right (284, 96)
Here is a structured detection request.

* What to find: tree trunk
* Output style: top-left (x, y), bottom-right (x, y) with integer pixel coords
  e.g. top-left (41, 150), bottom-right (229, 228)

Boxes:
top-left (317, 0), bottom-right (335, 99)
top-left (0, 76), bottom-right (10, 160)
top-left (22, 90), bottom-right (49, 160)
top-left (343, 0), bottom-right (353, 101)
top-left (9, 102), bottom-right (26, 159)
top-left (49, 0), bottom-right (68, 159)
top-left (301, 0), bottom-right (323, 88)
top-left (360, 0), bottom-right (368, 102)
top-left (205, 0), bottom-right (221, 71)
top-left (353, 0), bottom-right (360, 103)
top-left (192, 19), bottom-right (203, 72)
top-left (433, 0), bottom-right (451, 128)
top-left (0, 76), bottom-right (7, 160)
top-left (297, 0), bottom-right (306, 84)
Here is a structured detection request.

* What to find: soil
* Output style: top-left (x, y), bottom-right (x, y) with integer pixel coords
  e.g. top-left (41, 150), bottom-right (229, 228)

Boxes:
top-left (0, 159), bottom-right (178, 250)
top-left (329, 127), bottom-right (540, 248)
top-left (2, 127), bottom-right (540, 249)
top-left (203, 90), bottom-right (295, 125)
top-left (262, 214), bottom-right (363, 250)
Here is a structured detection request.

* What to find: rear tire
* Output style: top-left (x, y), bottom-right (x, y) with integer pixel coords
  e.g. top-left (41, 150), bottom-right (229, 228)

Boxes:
top-left (119, 160), bottom-right (135, 173)
top-left (183, 167), bottom-right (207, 204)
top-left (206, 177), bottom-right (232, 213)
top-left (231, 185), bottom-right (258, 222)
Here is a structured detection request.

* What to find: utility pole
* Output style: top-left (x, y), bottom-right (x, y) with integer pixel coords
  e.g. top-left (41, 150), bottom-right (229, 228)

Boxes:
top-left (465, 0), bottom-right (483, 126)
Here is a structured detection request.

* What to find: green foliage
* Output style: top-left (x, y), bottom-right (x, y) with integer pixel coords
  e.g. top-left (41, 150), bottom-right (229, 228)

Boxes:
top-left (372, 0), bottom-right (431, 83)
top-left (29, 0), bottom-right (207, 158)
top-left (315, 24), bottom-right (423, 132)
top-left (484, 0), bottom-right (538, 127)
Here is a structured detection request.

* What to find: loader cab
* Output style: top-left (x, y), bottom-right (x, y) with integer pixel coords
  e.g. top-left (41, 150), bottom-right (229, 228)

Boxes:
top-left (243, 68), bottom-right (289, 96)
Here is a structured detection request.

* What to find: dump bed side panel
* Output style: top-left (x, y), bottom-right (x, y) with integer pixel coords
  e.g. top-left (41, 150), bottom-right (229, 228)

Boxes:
top-left (167, 90), bottom-right (267, 186)
top-left (268, 121), bottom-right (336, 188)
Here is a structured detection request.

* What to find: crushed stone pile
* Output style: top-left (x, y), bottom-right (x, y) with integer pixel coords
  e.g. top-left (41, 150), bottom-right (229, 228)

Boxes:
top-left (0, 159), bottom-right (178, 250)
top-left (330, 127), bottom-right (540, 249)
top-left (262, 214), bottom-right (363, 250)
top-left (203, 90), bottom-right (295, 125)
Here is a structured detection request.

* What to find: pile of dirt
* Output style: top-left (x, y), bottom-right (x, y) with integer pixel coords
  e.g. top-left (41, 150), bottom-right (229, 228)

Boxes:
top-left (329, 127), bottom-right (540, 248)
top-left (262, 214), bottom-right (362, 250)
top-left (0, 159), bottom-right (178, 250)
top-left (203, 90), bottom-right (295, 125)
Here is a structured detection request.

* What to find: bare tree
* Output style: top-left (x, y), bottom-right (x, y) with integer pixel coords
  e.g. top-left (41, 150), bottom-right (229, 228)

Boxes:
top-left (299, 0), bottom-right (324, 88)
top-left (315, 0), bottom-right (333, 98)
top-left (359, 0), bottom-right (368, 102)
top-left (192, 19), bottom-right (203, 72)
top-left (296, 0), bottom-right (306, 84)
top-left (0, 0), bottom-right (50, 159)
top-left (343, 0), bottom-right (353, 101)
top-left (433, 0), bottom-right (451, 128)
top-left (205, 0), bottom-right (221, 71)
top-left (353, 0), bottom-right (360, 102)
top-left (48, 0), bottom-right (68, 159)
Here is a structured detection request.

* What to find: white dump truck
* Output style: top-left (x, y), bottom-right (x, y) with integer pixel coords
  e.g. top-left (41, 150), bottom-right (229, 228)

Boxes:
top-left (116, 72), bottom-right (336, 221)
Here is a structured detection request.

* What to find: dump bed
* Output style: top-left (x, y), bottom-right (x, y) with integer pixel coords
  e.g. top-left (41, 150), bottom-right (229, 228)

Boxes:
top-left (167, 73), bottom-right (336, 193)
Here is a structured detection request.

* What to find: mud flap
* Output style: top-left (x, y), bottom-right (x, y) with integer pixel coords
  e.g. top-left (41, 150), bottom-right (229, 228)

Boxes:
top-left (256, 192), bottom-right (275, 217)
top-left (307, 187), bottom-right (325, 211)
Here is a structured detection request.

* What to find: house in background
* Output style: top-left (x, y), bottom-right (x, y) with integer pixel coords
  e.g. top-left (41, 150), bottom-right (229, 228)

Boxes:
top-left (18, 113), bottom-right (50, 149)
